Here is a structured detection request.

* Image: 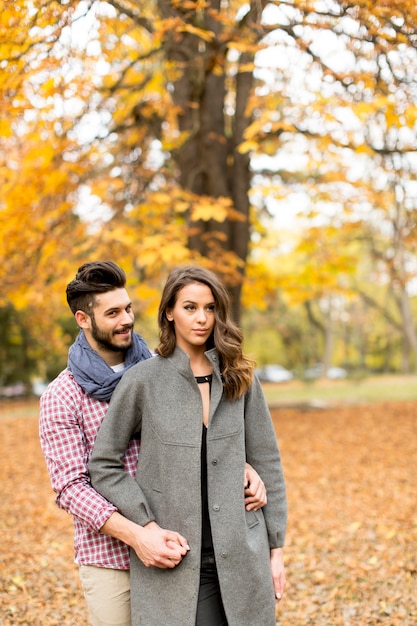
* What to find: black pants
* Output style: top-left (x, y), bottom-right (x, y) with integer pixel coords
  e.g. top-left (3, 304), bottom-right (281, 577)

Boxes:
top-left (196, 554), bottom-right (228, 626)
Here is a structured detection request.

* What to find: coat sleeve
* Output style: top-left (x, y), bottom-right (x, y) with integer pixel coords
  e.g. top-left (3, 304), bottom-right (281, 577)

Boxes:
top-left (244, 376), bottom-right (287, 548)
top-left (89, 366), bottom-right (156, 527)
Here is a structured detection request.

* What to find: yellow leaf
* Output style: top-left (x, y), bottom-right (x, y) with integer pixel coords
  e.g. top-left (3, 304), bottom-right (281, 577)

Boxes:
top-left (40, 76), bottom-right (55, 96)
top-left (179, 24), bottom-right (215, 42)
top-left (313, 570), bottom-right (326, 583)
top-left (150, 192), bottom-right (172, 205)
top-left (11, 576), bottom-right (25, 590)
top-left (237, 140), bottom-right (258, 154)
top-left (191, 202), bottom-right (227, 222)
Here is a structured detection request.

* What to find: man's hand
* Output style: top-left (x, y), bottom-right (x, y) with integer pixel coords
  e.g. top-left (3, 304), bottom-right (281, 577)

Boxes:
top-left (101, 513), bottom-right (189, 569)
top-left (244, 462), bottom-right (267, 511)
top-left (133, 521), bottom-right (190, 568)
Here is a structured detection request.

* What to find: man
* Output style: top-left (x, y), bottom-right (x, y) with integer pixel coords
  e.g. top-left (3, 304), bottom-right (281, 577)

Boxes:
top-left (39, 261), bottom-right (266, 626)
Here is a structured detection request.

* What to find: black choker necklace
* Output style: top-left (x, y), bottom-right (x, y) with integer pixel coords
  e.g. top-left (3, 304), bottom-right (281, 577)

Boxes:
top-left (195, 374), bottom-right (213, 384)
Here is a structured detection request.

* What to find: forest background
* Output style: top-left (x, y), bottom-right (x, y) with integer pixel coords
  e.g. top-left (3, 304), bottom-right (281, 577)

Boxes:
top-left (1, 0), bottom-right (417, 389)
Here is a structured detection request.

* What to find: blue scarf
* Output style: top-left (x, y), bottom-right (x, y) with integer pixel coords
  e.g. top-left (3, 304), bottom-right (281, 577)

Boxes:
top-left (67, 329), bottom-right (152, 402)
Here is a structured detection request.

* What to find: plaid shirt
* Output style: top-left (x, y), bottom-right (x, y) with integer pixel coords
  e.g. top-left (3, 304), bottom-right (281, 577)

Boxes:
top-left (39, 369), bottom-right (140, 569)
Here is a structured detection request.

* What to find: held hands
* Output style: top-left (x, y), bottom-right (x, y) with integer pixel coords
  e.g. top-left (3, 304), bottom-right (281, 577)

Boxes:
top-left (244, 462), bottom-right (267, 511)
top-left (100, 512), bottom-right (189, 569)
top-left (132, 521), bottom-right (190, 569)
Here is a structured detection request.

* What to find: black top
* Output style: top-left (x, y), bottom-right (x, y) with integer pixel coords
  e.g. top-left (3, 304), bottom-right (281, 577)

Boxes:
top-left (196, 375), bottom-right (214, 555)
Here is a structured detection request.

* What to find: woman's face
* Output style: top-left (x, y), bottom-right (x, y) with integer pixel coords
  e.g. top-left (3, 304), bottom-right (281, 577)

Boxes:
top-left (166, 282), bottom-right (216, 353)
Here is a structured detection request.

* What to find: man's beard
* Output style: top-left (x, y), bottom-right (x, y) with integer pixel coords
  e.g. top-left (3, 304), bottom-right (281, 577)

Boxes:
top-left (90, 315), bottom-right (133, 353)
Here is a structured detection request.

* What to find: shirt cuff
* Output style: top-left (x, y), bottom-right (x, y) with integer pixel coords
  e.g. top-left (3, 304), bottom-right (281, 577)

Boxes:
top-left (92, 502), bottom-right (118, 532)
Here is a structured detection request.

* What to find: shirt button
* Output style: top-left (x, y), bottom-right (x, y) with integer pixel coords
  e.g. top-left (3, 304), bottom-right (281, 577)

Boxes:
top-left (213, 504), bottom-right (220, 512)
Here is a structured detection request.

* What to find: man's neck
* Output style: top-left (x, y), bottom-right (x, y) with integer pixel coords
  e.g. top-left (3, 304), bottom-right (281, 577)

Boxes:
top-left (99, 350), bottom-right (125, 368)
top-left (87, 343), bottom-right (125, 368)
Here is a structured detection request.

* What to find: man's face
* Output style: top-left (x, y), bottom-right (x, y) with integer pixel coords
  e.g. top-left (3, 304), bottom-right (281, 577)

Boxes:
top-left (84, 288), bottom-right (134, 356)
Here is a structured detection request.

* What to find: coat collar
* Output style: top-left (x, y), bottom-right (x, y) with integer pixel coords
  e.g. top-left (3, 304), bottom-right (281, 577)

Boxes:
top-left (167, 346), bottom-right (221, 377)
top-left (167, 346), bottom-right (224, 419)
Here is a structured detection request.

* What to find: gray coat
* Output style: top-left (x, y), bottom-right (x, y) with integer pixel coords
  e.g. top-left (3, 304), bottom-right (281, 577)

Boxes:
top-left (89, 347), bottom-right (287, 626)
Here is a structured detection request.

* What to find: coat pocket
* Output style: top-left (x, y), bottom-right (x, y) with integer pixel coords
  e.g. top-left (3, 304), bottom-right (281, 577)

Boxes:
top-left (245, 508), bottom-right (261, 529)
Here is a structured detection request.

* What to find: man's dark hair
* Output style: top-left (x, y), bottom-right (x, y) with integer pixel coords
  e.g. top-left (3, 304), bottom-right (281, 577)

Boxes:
top-left (66, 261), bottom-right (127, 315)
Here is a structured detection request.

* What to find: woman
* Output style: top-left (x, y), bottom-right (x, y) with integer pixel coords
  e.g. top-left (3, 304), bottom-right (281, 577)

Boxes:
top-left (89, 265), bottom-right (287, 626)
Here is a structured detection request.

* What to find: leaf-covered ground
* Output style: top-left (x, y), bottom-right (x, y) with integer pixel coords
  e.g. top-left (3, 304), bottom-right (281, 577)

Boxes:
top-left (1, 399), bottom-right (416, 625)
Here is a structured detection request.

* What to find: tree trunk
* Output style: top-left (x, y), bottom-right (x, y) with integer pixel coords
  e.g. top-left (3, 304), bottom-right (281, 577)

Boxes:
top-left (158, 0), bottom-right (256, 321)
top-left (398, 286), bottom-right (417, 373)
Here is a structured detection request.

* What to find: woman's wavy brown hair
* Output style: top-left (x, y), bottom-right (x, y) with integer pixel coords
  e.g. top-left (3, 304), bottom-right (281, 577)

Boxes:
top-left (156, 266), bottom-right (255, 400)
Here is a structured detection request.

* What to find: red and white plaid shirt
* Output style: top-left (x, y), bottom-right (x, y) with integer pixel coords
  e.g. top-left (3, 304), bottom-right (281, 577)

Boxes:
top-left (39, 369), bottom-right (140, 569)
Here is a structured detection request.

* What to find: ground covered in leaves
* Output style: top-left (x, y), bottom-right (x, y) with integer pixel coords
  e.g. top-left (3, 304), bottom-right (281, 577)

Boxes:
top-left (1, 399), bottom-right (416, 625)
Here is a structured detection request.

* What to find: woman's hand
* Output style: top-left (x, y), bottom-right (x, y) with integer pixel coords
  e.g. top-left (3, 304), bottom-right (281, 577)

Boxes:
top-left (270, 547), bottom-right (286, 602)
top-left (244, 462), bottom-right (267, 511)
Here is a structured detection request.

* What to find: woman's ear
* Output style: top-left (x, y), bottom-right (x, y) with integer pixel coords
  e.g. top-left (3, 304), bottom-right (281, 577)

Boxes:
top-left (166, 309), bottom-right (173, 322)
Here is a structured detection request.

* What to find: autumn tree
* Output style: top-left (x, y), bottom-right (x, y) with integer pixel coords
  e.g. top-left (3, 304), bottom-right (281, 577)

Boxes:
top-left (2, 0), bottom-right (417, 377)
top-left (0, 1), bottom-right (93, 306)
top-left (242, 0), bottom-right (417, 369)
top-left (3, 1), bottom-right (417, 305)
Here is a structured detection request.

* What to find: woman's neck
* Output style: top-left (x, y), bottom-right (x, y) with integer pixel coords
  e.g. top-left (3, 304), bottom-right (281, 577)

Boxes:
top-left (187, 350), bottom-right (212, 377)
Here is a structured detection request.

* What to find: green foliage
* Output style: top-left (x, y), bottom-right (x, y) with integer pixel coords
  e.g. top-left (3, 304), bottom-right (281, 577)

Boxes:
top-left (0, 305), bottom-right (36, 385)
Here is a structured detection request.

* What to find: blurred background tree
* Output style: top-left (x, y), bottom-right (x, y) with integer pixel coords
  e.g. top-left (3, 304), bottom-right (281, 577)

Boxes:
top-left (1, 0), bottom-right (417, 387)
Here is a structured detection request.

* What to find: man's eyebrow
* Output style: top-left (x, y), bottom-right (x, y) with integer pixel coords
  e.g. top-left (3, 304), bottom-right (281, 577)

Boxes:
top-left (103, 302), bottom-right (132, 313)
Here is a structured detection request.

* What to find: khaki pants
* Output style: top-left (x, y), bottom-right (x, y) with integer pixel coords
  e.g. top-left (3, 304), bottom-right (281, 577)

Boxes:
top-left (79, 565), bottom-right (131, 626)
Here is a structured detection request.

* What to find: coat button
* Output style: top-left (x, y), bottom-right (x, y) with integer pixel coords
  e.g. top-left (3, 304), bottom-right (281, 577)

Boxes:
top-left (212, 459), bottom-right (218, 465)
top-left (213, 504), bottom-right (220, 512)
top-left (221, 551), bottom-right (227, 558)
